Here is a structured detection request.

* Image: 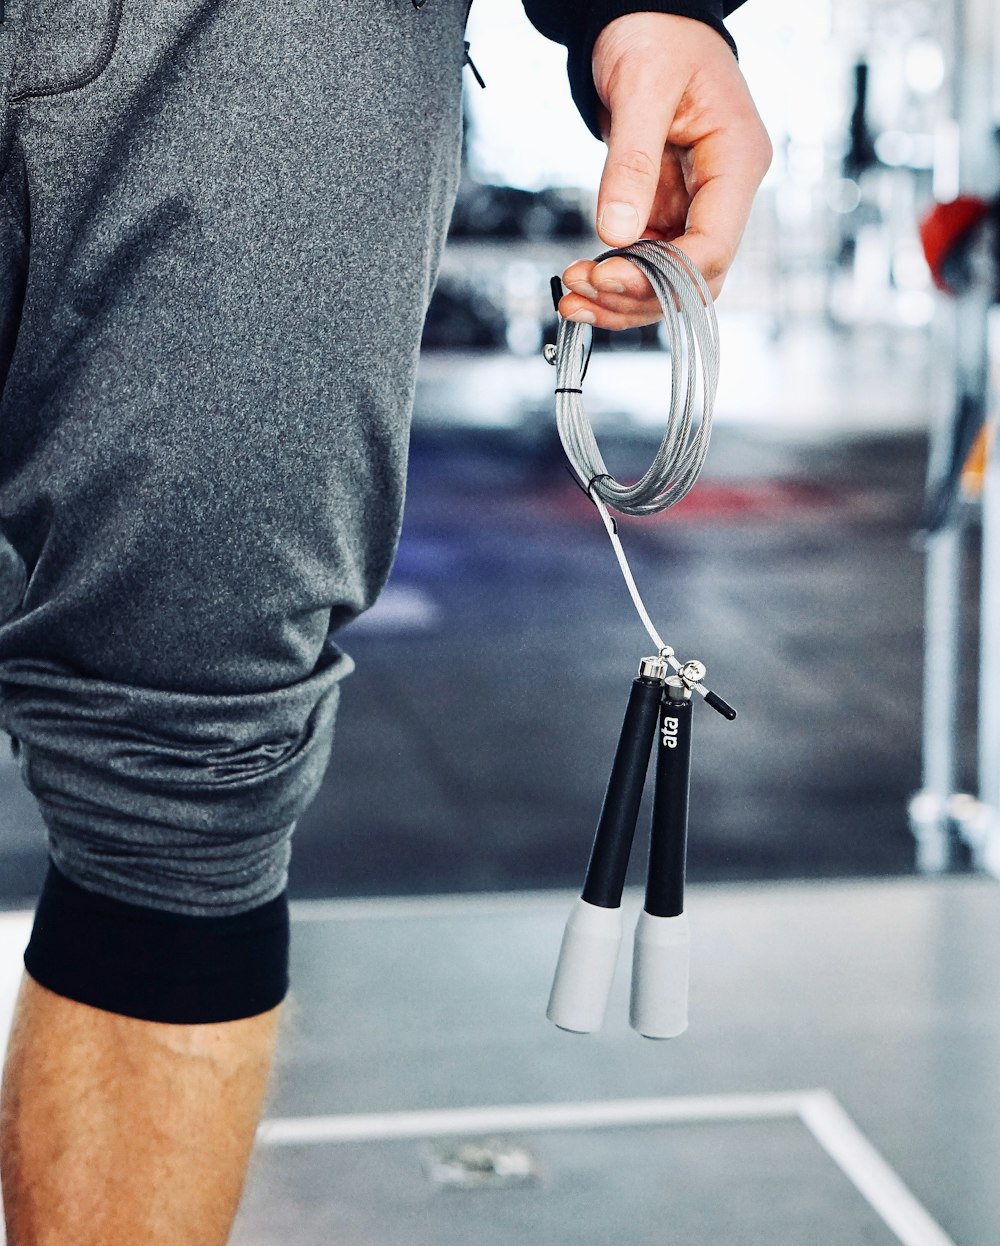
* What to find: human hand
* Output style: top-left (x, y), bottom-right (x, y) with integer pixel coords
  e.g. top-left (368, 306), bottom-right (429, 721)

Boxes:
top-left (557, 12), bottom-right (772, 328)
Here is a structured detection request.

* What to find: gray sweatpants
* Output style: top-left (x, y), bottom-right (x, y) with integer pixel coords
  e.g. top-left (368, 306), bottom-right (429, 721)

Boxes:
top-left (0, 0), bottom-right (469, 915)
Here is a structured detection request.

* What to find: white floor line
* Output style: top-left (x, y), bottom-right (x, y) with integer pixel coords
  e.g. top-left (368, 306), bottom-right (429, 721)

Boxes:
top-left (257, 1090), bottom-right (808, 1146)
top-left (799, 1090), bottom-right (957, 1246)
top-left (258, 1090), bottom-right (958, 1246)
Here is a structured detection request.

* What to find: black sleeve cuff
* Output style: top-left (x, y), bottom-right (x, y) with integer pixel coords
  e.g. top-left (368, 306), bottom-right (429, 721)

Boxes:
top-left (522, 1), bottom-right (742, 142)
top-left (24, 860), bottom-right (290, 1024)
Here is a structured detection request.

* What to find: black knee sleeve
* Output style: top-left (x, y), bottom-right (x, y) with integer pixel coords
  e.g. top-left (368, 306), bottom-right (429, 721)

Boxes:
top-left (24, 861), bottom-right (289, 1023)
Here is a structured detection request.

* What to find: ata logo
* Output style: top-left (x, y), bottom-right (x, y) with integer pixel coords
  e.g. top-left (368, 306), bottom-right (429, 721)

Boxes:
top-left (661, 716), bottom-right (679, 748)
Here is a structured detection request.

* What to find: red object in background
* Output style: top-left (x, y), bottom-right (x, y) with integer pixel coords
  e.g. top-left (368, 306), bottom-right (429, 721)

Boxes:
top-left (919, 195), bottom-right (990, 294)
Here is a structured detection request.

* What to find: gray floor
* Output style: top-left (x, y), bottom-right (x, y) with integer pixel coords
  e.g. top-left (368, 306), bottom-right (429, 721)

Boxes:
top-left (219, 876), bottom-right (1000, 1246)
top-left (238, 1120), bottom-right (902, 1246)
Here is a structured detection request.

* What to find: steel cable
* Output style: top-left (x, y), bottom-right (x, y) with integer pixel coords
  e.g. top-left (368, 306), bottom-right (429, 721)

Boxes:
top-left (552, 239), bottom-right (719, 516)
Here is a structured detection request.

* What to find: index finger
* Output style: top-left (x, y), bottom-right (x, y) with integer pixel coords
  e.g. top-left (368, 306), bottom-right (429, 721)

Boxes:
top-left (561, 256), bottom-right (656, 301)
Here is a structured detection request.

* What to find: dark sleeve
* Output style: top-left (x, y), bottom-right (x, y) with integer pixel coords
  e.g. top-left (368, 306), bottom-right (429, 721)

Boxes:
top-left (521, 1), bottom-right (749, 141)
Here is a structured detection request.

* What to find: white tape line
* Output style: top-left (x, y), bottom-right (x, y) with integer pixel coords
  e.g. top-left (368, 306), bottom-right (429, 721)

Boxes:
top-left (799, 1090), bottom-right (957, 1246)
top-left (258, 1090), bottom-right (808, 1146)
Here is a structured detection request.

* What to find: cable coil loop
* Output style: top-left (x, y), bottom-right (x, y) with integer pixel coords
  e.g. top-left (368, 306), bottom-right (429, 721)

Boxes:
top-left (553, 240), bottom-right (719, 516)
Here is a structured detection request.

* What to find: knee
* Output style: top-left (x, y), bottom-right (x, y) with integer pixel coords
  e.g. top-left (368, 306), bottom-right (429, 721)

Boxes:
top-left (2, 644), bottom-right (348, 914)
top-left (2, 646), bottom-right (348, 1022)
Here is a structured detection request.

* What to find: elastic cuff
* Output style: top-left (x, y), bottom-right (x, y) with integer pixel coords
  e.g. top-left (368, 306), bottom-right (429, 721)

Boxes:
top-left (24, 861), bottom-right (289, 1024)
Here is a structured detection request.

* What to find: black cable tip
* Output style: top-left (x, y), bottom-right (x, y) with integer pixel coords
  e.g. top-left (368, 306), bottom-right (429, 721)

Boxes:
top-left (705, 691), bottom-right (737, 721)
top-left (550, 275), bottom-right (563, 314)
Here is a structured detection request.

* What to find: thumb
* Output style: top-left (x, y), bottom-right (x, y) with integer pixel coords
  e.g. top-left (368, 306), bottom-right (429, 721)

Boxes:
top-left (595, 79), bottom-right (676, 247)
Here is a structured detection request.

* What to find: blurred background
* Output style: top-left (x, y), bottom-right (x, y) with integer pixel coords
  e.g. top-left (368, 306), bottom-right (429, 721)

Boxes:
top-left (1, 0), bottom-right (994, 905)
top-left (296, 0), bottom-right (995, 901)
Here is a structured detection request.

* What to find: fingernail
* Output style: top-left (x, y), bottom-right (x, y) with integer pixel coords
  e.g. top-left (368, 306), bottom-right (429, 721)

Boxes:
top-left (568, 281), bottom-right (600, 300)
top-left (599, 202), bottom-right (639, 243)
top-left (567, 309), bottom-right (596, 324)
top-left (595, 279), bottom-right (626, 294)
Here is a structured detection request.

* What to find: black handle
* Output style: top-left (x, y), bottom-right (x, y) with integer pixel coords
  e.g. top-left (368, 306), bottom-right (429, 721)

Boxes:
top-left (643, 693), bottom-right (693, 919)
top-left (580, 676), bottom-right (662, 910)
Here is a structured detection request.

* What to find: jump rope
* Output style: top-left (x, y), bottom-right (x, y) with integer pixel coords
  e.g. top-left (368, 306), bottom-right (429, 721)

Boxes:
top-left (544, 239), bottom-right (736, 1041)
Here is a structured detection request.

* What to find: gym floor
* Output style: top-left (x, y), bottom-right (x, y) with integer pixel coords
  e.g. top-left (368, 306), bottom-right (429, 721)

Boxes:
top-left (0, 878), bottom-right (996, 1245)
top-left (0, 311), bottom-right (994, 1245)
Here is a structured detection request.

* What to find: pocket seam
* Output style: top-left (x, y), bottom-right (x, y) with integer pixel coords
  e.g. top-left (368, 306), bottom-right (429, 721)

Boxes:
top-left (8, 0), bottom-right (123, 105)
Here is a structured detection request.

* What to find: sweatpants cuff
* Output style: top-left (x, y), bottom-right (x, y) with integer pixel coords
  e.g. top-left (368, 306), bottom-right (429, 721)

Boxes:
top-left (24, 861), bottom-right (289, 1024)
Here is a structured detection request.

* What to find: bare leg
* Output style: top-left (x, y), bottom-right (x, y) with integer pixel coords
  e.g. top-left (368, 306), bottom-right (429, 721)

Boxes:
top-left (0, 972), bottom-right (280, 1246)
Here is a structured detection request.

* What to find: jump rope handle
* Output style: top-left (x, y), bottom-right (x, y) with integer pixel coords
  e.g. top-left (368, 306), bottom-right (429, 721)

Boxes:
top-left (547, 665), bottom-right (694, 1038)
top-left (546, 662), bottom-right (665, 1033)
top-left (631, 677), bottom-right (692, 1039)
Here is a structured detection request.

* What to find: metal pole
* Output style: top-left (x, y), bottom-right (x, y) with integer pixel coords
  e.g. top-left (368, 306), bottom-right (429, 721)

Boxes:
top-left (911, 525), bottom-right (963, 872)
top-left (912, 0), bottom-right (998, 871)
top-left (960, 0), bottom-right (1000, 872)
top-left (976, 307), bottom-right (1000, 874)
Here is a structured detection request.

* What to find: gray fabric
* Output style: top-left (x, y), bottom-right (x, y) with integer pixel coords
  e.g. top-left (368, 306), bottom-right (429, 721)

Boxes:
top-left (0, 0), bottom-right (469, 914)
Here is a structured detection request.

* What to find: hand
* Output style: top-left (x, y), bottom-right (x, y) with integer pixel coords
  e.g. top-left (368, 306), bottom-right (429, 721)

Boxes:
top-left (558, 13), bottom-right (772, 329)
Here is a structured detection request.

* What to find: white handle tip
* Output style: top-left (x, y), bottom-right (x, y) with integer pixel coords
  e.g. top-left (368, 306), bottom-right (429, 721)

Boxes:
top-left (546, 898), bottom-right (623, 1034)
top-left (629, 910), bottom-right (690, 1040)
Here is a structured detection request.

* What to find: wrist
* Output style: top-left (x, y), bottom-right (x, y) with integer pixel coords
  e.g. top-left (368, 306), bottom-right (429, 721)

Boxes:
top-left (594, 10), bottom-right (733, 71)
top-left (595, 8), bottom-right (737, 74)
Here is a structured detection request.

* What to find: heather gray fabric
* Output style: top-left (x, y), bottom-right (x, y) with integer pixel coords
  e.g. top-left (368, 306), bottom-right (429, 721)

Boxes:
top-left (0, 0), bottom-right (469, 914)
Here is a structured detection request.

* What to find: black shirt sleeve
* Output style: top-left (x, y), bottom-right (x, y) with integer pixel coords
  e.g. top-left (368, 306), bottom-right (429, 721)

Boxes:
top-left (521, 1), bottom-right (749, 140)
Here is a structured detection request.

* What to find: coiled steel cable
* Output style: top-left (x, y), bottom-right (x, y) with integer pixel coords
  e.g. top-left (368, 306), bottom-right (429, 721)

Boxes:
top-left (552, 239), bottom-right (719, 516)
